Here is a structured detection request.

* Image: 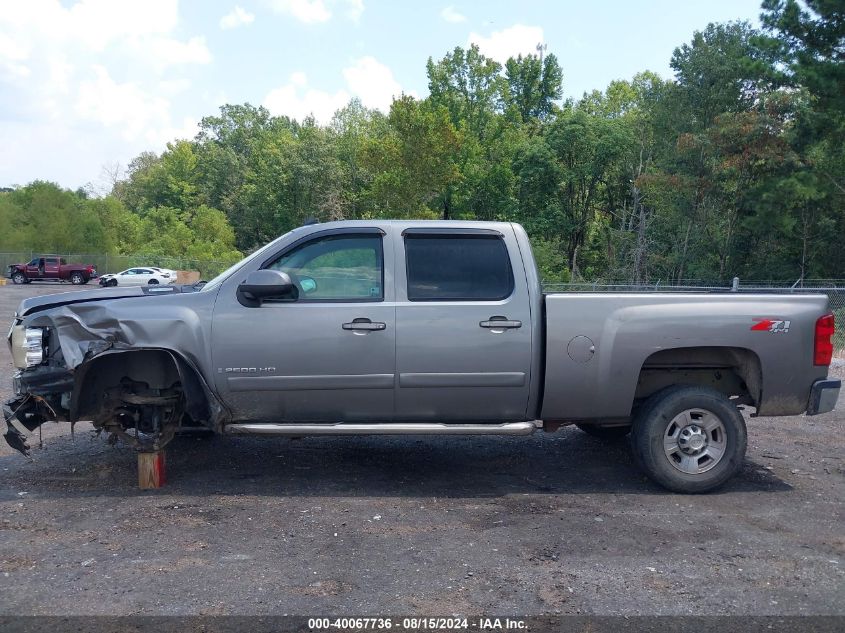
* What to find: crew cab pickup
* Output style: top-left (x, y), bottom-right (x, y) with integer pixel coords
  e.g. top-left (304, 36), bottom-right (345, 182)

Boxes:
top-left (7, 255), bottom-right (98, 285)
top-left (4, 221), bottom-right (841, 492)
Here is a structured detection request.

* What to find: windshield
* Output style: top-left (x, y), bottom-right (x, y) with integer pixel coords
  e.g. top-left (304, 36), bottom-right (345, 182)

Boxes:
top-left (200, 258), bottom-right (247, 291)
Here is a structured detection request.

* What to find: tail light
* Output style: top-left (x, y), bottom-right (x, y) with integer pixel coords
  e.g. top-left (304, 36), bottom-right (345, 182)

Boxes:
top-left (814, 313), bottom-right (835, 366)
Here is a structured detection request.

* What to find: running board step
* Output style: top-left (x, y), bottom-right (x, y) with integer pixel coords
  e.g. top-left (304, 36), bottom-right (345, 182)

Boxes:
top-left (225, 421), bottom-right (539, 436)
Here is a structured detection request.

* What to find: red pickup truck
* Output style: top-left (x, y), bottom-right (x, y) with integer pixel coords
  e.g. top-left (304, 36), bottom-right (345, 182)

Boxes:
top-left (7, 255), bottom-right (98, 285)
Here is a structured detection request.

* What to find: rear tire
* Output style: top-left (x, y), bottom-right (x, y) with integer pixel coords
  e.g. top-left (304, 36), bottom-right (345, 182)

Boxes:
top-left (70, 272), bottom-right (84, 285)
top-left (630, 386), bottom-right (747, 493)
top-left (12, 272), bottom-right (26, 285)
top-left (576, 423), bottom-right (630, 441)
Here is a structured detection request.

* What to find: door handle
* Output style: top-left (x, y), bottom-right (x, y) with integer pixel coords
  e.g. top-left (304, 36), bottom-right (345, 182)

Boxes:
top-left (480, 317), bottom-right (522, 329)
top-left (342, 318), bottom-right (387, 331)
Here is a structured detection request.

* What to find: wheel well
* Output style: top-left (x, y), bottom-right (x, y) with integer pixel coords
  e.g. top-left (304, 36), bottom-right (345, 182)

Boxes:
top-left (635, 347), bottom-right (762, 411)
top-left (71, 349), bottom-right (214, 427)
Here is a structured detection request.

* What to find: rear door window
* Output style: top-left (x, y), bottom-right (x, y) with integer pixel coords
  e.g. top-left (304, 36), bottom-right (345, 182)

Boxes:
top-left (404, 235), bottom-right (514, 301)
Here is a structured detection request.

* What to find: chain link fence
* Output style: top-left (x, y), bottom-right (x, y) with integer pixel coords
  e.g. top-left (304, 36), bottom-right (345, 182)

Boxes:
top-left (543, 279), bottom-right (845, 353)
top-left (0, 252), bottom-right (231, 278)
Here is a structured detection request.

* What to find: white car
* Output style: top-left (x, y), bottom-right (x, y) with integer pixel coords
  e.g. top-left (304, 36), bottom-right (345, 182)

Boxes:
top-left (149, 266), bottom-right (178, 281)
top-left (99, 267), bottom-right (176, 287)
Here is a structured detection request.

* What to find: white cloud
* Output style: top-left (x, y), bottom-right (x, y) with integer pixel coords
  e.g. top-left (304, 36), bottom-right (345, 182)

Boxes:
top-left (440, 6), bottom-right (466, 24)
top-left (344, 0), bottom-right (365, 23)
top-left (263, 57), bottom-right (408, 123)
top-left (267, 0), bottom-right (332, 24)
top-left (1, 0), bottom-right (180, 54)
top-left (151, 115), bottom-right (201, 147)
top-left (0, 1), bottom-right (210, 75)
top-left (0, 58), bottom-right (31, 80)
top-left (0, 0), bottom-right (210, 187)
top-left (220, 5), bottom-right (256, 30)
top-left (342, 56), bottom-right (405, 112)
top-left (266, 0), bottom-right (364, 24)
top-left (75, 65), bottom-right (172, 142)
top-left (264, 73), bottom-right (351, 122)
top-left (468, 24), bottom-right (544, 64)
top-left (143, 36), bottom-right (213, 68)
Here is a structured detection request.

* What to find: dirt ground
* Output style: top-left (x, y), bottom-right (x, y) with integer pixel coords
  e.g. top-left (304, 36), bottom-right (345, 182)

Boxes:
top-left (0, 283), bottom-right (842, 616)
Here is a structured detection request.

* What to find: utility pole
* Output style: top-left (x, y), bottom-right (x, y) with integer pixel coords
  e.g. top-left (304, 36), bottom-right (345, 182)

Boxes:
top-left (536, 42), bottom-right (547, 62)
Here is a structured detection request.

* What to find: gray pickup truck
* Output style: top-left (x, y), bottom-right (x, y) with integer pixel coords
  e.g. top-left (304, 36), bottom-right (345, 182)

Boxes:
top-left (4, 221), bottom-right (841, 492)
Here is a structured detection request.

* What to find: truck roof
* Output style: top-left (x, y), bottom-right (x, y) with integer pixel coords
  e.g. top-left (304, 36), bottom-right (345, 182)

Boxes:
top-left (301, 219), bottom-right (512, 226)
top-left (290, 219), bottom-right (516, 232)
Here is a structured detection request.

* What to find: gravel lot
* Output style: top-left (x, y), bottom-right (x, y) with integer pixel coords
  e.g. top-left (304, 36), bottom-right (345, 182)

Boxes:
top-left (0, 283), bottom-right (843, 616)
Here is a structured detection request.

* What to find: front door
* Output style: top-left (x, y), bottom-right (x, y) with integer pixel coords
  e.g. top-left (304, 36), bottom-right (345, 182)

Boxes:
top-left (211, 228), bottom-right (396, 423)
top-left (118, 269), bottom-right (139, 285)
top-left (26, 258), bottom-right (44, 278)
top-left (394, 227), bottom-right (533, 422)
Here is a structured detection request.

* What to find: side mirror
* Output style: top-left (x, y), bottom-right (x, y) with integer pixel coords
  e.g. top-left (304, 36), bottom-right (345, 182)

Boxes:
top-left (237, 270), bottom-right (298, 307)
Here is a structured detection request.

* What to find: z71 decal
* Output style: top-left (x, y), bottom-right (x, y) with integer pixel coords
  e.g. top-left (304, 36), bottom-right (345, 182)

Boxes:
top-left (751, 318), bottom-right (791, 333)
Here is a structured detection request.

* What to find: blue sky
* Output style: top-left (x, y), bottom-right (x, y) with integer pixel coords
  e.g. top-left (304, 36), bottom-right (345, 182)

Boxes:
top-left (0, 0), bottom-right (764, 190)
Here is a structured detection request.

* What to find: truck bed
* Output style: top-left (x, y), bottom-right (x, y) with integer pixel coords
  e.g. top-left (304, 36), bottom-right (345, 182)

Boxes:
top-left (540, 292), bottom-right (831, 420)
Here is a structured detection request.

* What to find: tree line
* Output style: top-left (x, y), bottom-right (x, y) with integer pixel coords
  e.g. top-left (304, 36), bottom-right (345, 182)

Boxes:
top-left (1, 0), bottom-right (841, 282)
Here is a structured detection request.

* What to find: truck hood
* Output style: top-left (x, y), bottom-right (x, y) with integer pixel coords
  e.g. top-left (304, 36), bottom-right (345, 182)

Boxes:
top-left (16, 285), bottom-right (193, 317)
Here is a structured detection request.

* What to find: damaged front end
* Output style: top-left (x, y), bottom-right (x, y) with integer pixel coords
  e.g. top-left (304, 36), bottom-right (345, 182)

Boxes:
top-left (3, 367), bottom-right (188, 457)
top-left (3, 388), bottom-right (65, 456)
top-left (4, 320), bottom-right (73, 455)
top-left (4, 291), bottom-right (224, 458)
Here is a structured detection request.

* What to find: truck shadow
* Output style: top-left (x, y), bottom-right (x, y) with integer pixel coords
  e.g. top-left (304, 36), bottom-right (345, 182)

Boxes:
top-left (0, 428), bottom-right (791, 499)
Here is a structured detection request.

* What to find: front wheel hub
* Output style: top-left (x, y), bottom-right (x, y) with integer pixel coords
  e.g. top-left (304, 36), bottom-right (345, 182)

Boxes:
top-left (679, 425), bottom-right (707, 453)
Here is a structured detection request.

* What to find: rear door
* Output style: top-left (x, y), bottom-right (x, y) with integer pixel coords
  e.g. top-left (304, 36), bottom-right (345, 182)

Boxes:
top-left (135, 268), bottom-right (155, 284)
top-left (44, 258), bottom-right (60, 277)
top-left (394, 226), bottom-right (533, 422)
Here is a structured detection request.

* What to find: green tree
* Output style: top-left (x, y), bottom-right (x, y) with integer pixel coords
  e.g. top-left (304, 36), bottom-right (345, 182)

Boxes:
top-left (426, 45), bottom-right (503, 139)
top-left (364, 96), bottom-right (461, 218)
top-left (670, 21), bottom-right (774, 129)
top-left (504, 52), bottom-right (563, 122)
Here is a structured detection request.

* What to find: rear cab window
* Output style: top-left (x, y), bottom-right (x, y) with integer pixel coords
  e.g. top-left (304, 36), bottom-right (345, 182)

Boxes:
top-left (403, 232), bottom-right (514, 301)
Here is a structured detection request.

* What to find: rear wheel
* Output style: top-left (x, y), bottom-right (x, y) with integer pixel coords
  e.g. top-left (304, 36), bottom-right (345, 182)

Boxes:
top-left (576, 423), bottom-right (630, 441)
top-left (70, 272), bottom-right (84, 285)
top-left (12, 272), bottom-right (27, 285)
top-left (630, 386), bottom-right (747, 493)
